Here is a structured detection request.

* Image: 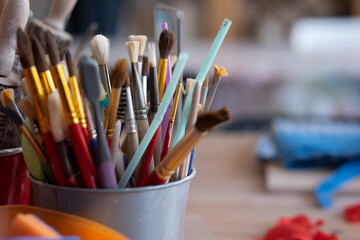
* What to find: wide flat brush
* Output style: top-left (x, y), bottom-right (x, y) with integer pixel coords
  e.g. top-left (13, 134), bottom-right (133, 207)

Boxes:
top-left (90, 34), bottom-right (111, 96)
top-left (79, 55), bottom-right (118, 189)
top-left (104, 59), bottom-right (127, 148)
top-left (204, 64), bottom-right (228, 112)
top-left (17, 28), bottom-right (67, 186)
top-left (139, 107), bottom-right (231, 187)
top-left (46, 31), bottom-right (96, 188)
top-left (128, 35), bottom-right (147, 76)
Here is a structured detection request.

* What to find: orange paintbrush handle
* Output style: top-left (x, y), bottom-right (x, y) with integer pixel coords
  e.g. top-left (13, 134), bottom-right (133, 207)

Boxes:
top-left (160, 120), bottom-right (174, 161)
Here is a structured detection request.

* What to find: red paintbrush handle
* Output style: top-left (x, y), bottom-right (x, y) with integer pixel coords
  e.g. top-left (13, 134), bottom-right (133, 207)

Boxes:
top-left (160, 120), bottom-right (174, 161)
top-left (82, 126), bottom-right (90, 145)
top-left (137, 126), bottom-right (160, 186)
top-left (42, 132), bottom-right (68, 186)
top-left (138, 170), bottom-right (166, 187)
top-left (107, 138), bottom-right (112, 150)
top-left (68, 123), bottom-right (97, 188)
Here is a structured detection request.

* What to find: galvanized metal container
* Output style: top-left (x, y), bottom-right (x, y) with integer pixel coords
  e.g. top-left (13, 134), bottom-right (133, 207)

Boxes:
top-left (29, 168), bottom-right (196, 240)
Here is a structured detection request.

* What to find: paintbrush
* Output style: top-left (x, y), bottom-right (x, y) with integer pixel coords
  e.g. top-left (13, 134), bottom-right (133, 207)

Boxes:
top-left (178, 82), bottom-right (201, 179)
top-left (79, 55), bottom-right (118, 189)
top-left (17, 28), bottom-right (67, 186)
top-left (111, 120), bottom-right (122, 164)
top-left (199, 73), bottom-right (209, 113)
top-left (48, 90), bottom-right (82, 187)
top-left (148, 42), bottom-right (162, 166)
top-left (45, 31), bottom-right (97, 188)
top-left (126, 41), bottom-right (149, 144)
top-left (141, 56), bottom-right (149, 106)
top-left (158, 29), bottom-right (175, 101)
top-left (122, 74), bottom-right (141, 183)
top-left (139, 107), bottom-right (230, 186)
top-left (128, 35), bottom-right (147, 76)
top-left (104, 59), bottom-right (127, 148)
top-left (66, 50), bottom-right (89, 142)
top-left (203, 65), bottom-right (228, 112)
top-left (90, 34), bottom-right (111, 96)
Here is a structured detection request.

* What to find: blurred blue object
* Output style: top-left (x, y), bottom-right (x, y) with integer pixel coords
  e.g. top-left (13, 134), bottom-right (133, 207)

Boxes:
top-left (256, 118), bottom-right (360, 168)
top-left (315, 160), bottom-right (360, 208)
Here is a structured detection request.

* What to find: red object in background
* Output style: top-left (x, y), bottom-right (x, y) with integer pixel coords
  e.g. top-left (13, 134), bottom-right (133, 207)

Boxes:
top-left (0, 148), bottom-right (30, 205)
top-left (255, 215), bottom-right (338, 240)
top-left (344, 203), bottom-right (360, 222)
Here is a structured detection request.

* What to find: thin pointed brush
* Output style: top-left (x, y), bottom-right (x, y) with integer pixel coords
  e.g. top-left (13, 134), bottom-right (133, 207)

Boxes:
top-left (104, 59), bottom-right (127, 148)
top-left (90, 34), bottom-right (111, 96)
top-left (158, 30), bottom-right (175, 101)
top-left (66, 50), bottom-right (89, 142)
top-left (204, 65), bottom-right (228, 112)
top-left (139, 107), bottom-right (230, 187)
top-left (46, 31), bottom-right (97, 188)
top-left (141, 56), bottom-right (149, 106)
top-left (79, 55), bottom-right (118, 189)
top-left (17, 28), bottom-right (67, 186)
top-left (129, 35), bottom-right (147, 76)
top-left (126, 41), bottom-right (150, 144)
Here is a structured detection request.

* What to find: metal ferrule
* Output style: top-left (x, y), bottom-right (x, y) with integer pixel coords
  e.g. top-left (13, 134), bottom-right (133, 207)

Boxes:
top-left (69, 76), bottom-right (87, 130)
top-left (84, 100), bottom-right (97, 140)
top-left (24, 67), bottom-right (50, 133)
top-left (137, 58), bottom-right (143, 77)
top-left (125, 87), bottom-right (136, 133)
top-left (155, 129), bottom-right (204, 180)
top-left (99, 64), bottom-right (111, 95)
top-left (142, 75), bottom-right (147, 106)
top-left (116, 87), bottom-right (127, 122)
top-left (149, 67), bottom-right (159, 113)
top-left (158, 59), bottom-right (168, 101)
top-left (50, 64), bottom-right (79, 126)
top-left (104, 87), bottom-right (121, 138)
top-left (199, 86), bottom-right (208, 111)
top-left (170, 82), bottom-right (182, 121)
top-left (40, 70), bottom-right (56, 96)
top-left (130, 63), bottom-right (147, 120)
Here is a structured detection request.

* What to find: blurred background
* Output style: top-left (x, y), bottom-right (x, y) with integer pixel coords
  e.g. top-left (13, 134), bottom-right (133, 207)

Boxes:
top-left (29, 0), bottom-right (360, 129)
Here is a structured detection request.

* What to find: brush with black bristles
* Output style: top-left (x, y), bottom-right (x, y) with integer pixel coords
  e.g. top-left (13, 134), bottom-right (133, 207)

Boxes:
top-left (90, 34), bottom-right (111, 96)
top-left (104, 59), bottom-right (127, 149)
top-left (128, 35), bottom-right (147, 76)
top-left (125, 41), bottom-right (149, 145)
top-left (158, 29), bottom-right (175, 101)
top-left (139, 107), bottom-right (231, 187)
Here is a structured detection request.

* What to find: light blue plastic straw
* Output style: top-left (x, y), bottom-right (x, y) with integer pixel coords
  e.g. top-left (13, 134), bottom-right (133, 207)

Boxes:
top-left (118, 53), bottom-right (189, 188)
top-left (171, 19), bottom-right (232, 150)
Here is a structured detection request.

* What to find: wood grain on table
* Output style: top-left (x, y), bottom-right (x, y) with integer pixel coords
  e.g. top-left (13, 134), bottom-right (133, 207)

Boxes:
top-left (184, 133), bottom-right (360, 239)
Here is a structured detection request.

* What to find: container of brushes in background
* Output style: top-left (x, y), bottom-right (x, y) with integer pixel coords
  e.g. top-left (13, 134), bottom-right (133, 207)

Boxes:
top-left (0, 148), bottom-right (30, 205)
top-left (28, 168), bottom-right (196, 240)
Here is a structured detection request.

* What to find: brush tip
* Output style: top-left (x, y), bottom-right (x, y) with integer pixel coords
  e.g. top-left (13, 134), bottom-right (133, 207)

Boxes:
top-left (45, 30), bottom-right (60, 66)
top-left (195, 106), bottom-right (231, 132)
top-left (111, 59), bottom-right (128, 89)
top-left (129, 35), bottom-right (147, 56)
top-left (65, 50), bottom-right (75, 77)
top-left (159, 29), bottom-right (175, 59)
top-left (31, 36), bottom-right (48, 72)
top-left (142, 56), bottom-right (149, 76)
top-left (125, 41), bottom-right (139, 63)
top-left (214, 64), bottom-right (228, 78)
top-left (17, 28), bottom-right (34, 68)
top-left (90, 34), bottom-right (110, 65)
top-left (0, 89), bottom-right (14, 106)
top-left (147, 42), bottom-right (157, 68)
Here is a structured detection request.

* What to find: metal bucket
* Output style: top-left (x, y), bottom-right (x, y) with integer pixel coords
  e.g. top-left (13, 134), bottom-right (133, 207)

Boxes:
top-left (28, 168), bottom-right (196, 240)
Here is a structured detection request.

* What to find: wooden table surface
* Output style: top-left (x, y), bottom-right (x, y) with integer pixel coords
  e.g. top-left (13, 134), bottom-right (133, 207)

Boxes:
top-left (184, 132), bottom-right (360, 239)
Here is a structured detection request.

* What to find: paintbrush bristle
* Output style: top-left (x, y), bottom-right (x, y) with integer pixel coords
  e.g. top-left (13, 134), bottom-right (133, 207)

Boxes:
top-left (214, 64), bottom-right (228, 78)
top-left (125, 41), bottom-right (139, 63)
top-left (17, 28), bottom-right (34, 68)
top-left (38, 30), bottom-right (47, 52)
top-left (203, 72), bottom-right (209, 87)
top-left (31, 36), bottom-right (49, 73)
top-left (18, 97), bottom-right (37, 120)
top-left (48, 90), bottom-right (68, 142)
top-left (158, 29), bottom-right (175, 59)
top-left (185, 78), bottom-right (195, 96)
top-left (171, 55), bottom-right (177, 68)
top-left (147, 42), bottom-right (157, 68)
top-left (142, 56), bottom-right (149, 76)
top-left (20, 78), bottom-right (31, 97)
top-left (90, 34), bottom-right (110, 65)
top-left (195, 106), bottom-right (230, 132)
top-left (65, 51), bottom-right (75, 77)
top-left (45, 30), bottom-right (61, 66)
top-left (129, 35), bottom-right (147, 56)
top-left (111, 59), bottom-right (128, 89)
top-left (0, 89), bottom-right (14, 106)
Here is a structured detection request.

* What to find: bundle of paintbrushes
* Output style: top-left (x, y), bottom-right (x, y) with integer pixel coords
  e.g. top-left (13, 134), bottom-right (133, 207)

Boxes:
top-left (4, 19), bottom-right (232, 189)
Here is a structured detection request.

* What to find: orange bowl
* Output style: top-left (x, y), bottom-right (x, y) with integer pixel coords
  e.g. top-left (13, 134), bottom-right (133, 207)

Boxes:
top-left (0, 205), bottom-right (128, 240)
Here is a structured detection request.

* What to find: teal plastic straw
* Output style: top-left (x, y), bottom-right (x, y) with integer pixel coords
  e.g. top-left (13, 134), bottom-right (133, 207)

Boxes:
top-left (118, 53), bottom-right (189, 188)
top-left (171, 19), bottom-right (232, 150)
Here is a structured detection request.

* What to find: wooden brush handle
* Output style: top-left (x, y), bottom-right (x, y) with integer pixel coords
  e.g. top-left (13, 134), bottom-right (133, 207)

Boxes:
top-left (0, 0), bottom-right (29, 77)
top-left (43, 0), bottom-right (78, 30)
top-left (68, 123), bottom-right (97, 188)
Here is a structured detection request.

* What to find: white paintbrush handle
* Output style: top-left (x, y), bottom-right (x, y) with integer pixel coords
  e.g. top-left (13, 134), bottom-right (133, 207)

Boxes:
top-left (43, 0), bottom-right (77, 30)
top-left (0, 0), bottom-right (29, 77)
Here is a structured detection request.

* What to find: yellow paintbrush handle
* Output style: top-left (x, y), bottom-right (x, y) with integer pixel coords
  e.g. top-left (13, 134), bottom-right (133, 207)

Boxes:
top-left (157, 59), bottom-right (168, 102)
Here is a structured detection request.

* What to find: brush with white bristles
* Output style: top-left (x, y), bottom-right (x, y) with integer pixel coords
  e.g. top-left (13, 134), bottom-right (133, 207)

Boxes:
top-left (128, 35), bottom-right (147, 76)
top-left (90, 34), bottom-right (111, 96)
